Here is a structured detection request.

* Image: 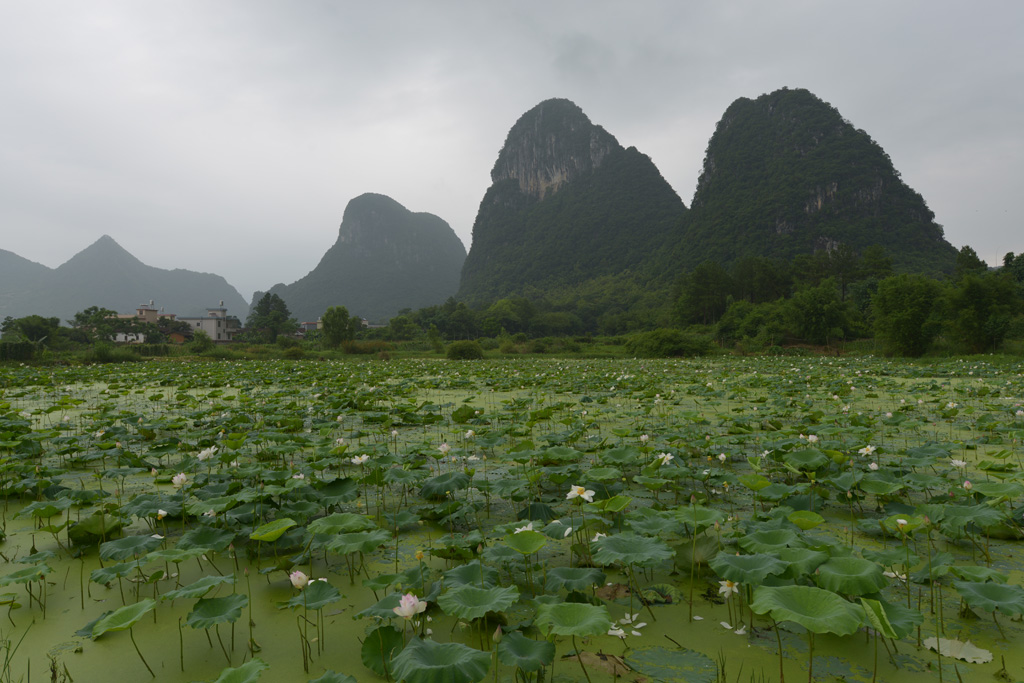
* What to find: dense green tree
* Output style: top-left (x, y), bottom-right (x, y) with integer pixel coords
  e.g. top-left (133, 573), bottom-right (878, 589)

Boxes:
top-left (676, 261), bottom-right (734, 325)
top-left (1, 315), bottom-right (62, 345)
top-left (69, 306), bottom-right (119, 342)
top-left (871, 274), bottom-right (941, 356)
top-left (246, 293), bottom-right (298, 343)
top-left (943, 272), bottom-right (1019, 353)
top-left (954, 245), bottom-right (988, 280)
top-left (785, 278), bottom-right (850, 346)
top-left (321, 305), bottom-right (361, 348)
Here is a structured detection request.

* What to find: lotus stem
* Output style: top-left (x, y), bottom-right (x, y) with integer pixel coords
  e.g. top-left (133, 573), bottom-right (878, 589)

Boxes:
top-left (129, 626), bottom-right (155, 677)
top-left (571, 635), bottom-right (593, 683)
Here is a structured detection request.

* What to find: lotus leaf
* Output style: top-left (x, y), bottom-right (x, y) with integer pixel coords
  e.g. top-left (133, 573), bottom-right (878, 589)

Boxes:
top-left (306, 512), bottom-right (376, 535)
top-left (90, 562), bottom-right (134, 585)
top-left (308, 671), bottom-right (357, 683)
top-left (443, 560), bottom-right (499, 589)
top-left (535, 601), bottom-right (612, 637)
top-left (187, 593), bottom-right (248, 629)
top-left (775, 547), bottom-right (829, 579)
top-left (814, 557), bottom-right (888, 595)
top-left (787, 510), bottom-right (824, 530)
top-left (591, 532), bottom-right (674, 567)
top-left (504, 530), bottom-right (547, 555)
top-left (751, 585), bottom-right (863, 635)
top-left (177, 526), bottom-right (236, 553)
top-left (953, 581), bottom-right (1024, 615)
top-left (208, 658), bottom-right (269, 683)
top-left (249, 517), bottom-right (297, 542)
top-left (496, 631), bottom-right (555, 672)
top-left (361, 625), bottom-right (405, 677)
top-left (390, 637), bottom-right (490, 683)
top-left (163, 575), bottom-right (236, 601)
top-left (438, 584), bottom-right (519, 621)
top-left (923, 637), bottom-right (993, 664)
top-left (286, 579), bottom-right (342, 611)
top-left (709, 552), bottom-right (787, 585)
top-left (91, 598), bottom-right (156, 638)
top-left (860, 597), bottom-right (922, 640)
top-left (326, 528), bottom-right (391, 555)
top-left (738, 528), bottom-right (803, 553)
top-left (420, 472), bottom-right (470, 500)
top-left (99, 534), bottom-right (164, 561)
top-left (783, 448), bottom-right (830, 472)
top-left (545, 567), bottom-right (606, 593)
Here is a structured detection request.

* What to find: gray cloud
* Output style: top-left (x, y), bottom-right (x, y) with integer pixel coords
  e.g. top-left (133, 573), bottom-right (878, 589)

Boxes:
top-left (2, 1), bottom-right (1020, 301)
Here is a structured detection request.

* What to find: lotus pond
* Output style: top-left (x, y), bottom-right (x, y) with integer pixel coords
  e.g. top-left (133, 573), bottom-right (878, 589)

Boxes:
top-left (3, 355), bottom-right (1024, 682)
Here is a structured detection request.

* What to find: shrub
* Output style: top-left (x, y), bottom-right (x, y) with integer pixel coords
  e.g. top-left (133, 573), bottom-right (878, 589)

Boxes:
top-left (624, 329), bottom-right (713, 358)
top-left (283, 346), bottom-right (305, 359)
top-left (189, 329), bottom-right (215, 353)
top-left (446, 340), bottom-right (485, 360)
top-left (0, 342), bottom-right (34, 362)
top-left (85, 343), bottom-right (140, 364)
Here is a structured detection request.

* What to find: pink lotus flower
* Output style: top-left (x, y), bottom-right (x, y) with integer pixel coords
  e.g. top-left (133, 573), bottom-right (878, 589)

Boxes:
top-left (393, 593), bottom-right (427, 619)
top-left (290, 570), bottom-right (309, 590)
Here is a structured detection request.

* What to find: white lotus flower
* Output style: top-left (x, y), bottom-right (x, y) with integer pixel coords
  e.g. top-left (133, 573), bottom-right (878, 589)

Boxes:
top-left (566, 485), bottom-right (594, 503)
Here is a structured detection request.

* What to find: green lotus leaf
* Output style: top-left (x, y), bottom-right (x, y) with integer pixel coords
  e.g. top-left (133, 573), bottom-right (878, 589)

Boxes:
top-left (143, 547), bottom-right (206, 565)
top-left (858, 478), bottom-right (904, 496)
top-left (583, 466), bottom-right (621, 484)
top-left (970, 481), bottom-right (1024, 499)
top-left (535, 602), bottom-right (612, 637)
top-left (438, 584), bottom-right (519, 621)
top-left (591, 532), bottom-right (674, 568)
top-left (953, 581), bottom-right (1024, 616)
top-left (177, 526), bottom-right (236, 553)
top-left (90, 562), bottom-right (134, 585)
top-left (862, 547), bottom-right (918, 569)
top-left (187, 496), bottom-right (239, 516)
top-left (99, 534), bottom-right (164, 561)
top-left (814, 557), bottom-right (888, 595)
top-left (308, 671), bottom-right (357, 683)
top-left (599, 446), bottom-right (641, 466)
top-left (633, 475), bottom-right (670, 491)
top-left (675, 506), bottom-right (726, 534)
top-left (208, 658), bottom-right (269, 683)
top-left (755, 483), bottom-right (801, 501)
top-left (782, 448), bottom-right (829, 472)
top-left (496, 631), bottom-right (555, 672)
top-left (738, 528), bottom-right (803, 554)
top-left (357, 593), bottom-right (402, 619)
top-left (361, 625), bottom-right (405, 677)
top-left (443, 560), bottom-right (499, 589)
top-left (504, 530), bottom-right (547, 555)
top-left (285, 580), bottom-right (342, 611)
top-left (326, 528), bottom-right (391, 555)
top-left (163, 575), bottom-right (236, 601)
top-left (307, 512), bottom-right (376, 535)
top-left (15, 498), bottom-right (74, 519)
top-left (186, 593), bottom-right (248, 629)
top-left (390, 637), bottom-right (490, 683)
top-left (787, 510), bottom-right (824, 530)
top-left (626, 508), bottom-right (683, 536)
top-left (775, 547), bottom-right (829, 579)
top-left (249, 517), bottom-right (297, 542)
top-left (949, 565), bottom-right (1008, 583)
top-left (545, 567), bottom-right (606, 593)
top-left (591, 494), bottom-right (632, 513)
top-left (0, 564), bottom-right (52, 586)
top-left (91, 598), bottom-right (156, 638)
top-left (751, 585), bottom-right (863, 635)
top-left (709, 552), bottom-right (787, 585)
top-left (420, 472), bottom-right (470, 500)
top-left (738, 474), bottom-right (772, 492)
top-left (939, 504), bottom-right (1008, 534)
top-left (316, 477), bottom-right (359, 505)
top-left (860, 597), bottom-right (922, 640)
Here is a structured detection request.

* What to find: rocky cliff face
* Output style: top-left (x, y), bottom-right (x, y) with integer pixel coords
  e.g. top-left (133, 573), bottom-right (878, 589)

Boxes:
top-left (490, 99), bottom-right (619, 199)
top-left (261, 193), bottom-right (466, 323)
top-left (683, 87), bottom-right (958, 273)
top-left (458, 98), bottom-right (686, 305)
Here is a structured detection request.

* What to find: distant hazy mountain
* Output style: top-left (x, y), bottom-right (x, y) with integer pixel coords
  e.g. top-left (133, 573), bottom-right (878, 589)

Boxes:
top-left (681, 87), bottom-right (958, 273)
top-left (457, 98), bottom-right (686, 306)
top-left (259, 193), bottom-right (466, 323)
top-left (0, 235), bottom-right (249, 321)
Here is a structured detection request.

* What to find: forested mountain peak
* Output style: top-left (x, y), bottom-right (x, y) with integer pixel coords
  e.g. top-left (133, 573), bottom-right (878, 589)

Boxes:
top-left (458, 98), bottom-right (685, 311)
top-left (260, 193), bottom-right (466, 323)
top-left (490, 98), bottom-right (622, 200)
top-left (684, 87), bottom-right (957, 273)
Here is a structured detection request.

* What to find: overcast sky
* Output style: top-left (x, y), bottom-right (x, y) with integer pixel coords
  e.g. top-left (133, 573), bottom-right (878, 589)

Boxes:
top-left (2, 1), bottom-right (1021, 301)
